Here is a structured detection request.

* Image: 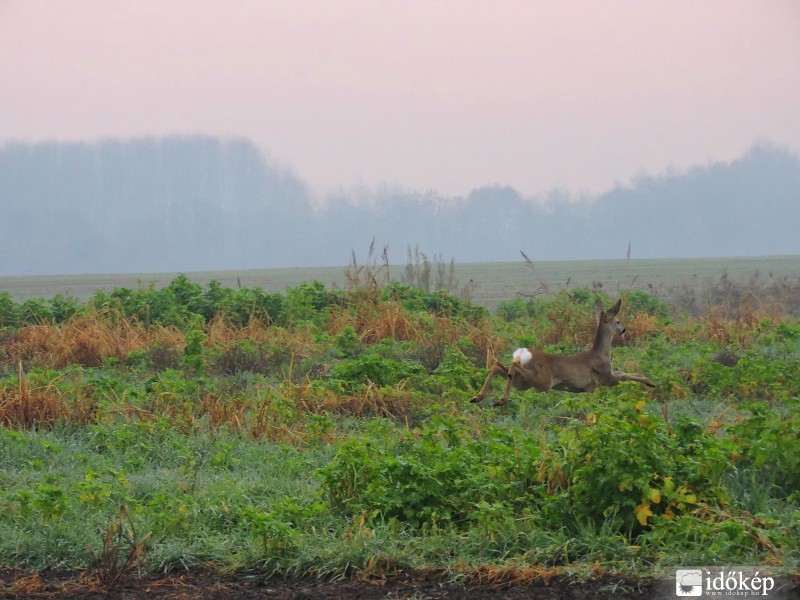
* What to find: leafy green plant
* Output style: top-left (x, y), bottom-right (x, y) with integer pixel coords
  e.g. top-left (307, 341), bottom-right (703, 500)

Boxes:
top-left (431, 347), bottom-right (484, 392)
top-left (182, 328), bottom-right (207, 374)
top-left (622, 290), bottom-right (672, 321)
top-left (730, 399), bottom-right (800, 500)
top-left (0, 291), bottom-right (20, 328)
top-left (547, 398), bottom-right (733, 533)
top-left (28, 482), bottom-right (68, 522)
top-left (328, 352), bottom-right (424, 393)
top-left (240, 506), bottom-right (300, 556)
top-left (334, 325), bottom-right (361, 358)
top-left (219, 287), bottom-right (285, 326)
top-left (319, 416), bottom-right (543, 529)
top-left (283, 281), bottom-right (333, 326)
top-left (124, 349), bottom-right (153, 370)
top-left (19, 298), bottom-right (55, 325)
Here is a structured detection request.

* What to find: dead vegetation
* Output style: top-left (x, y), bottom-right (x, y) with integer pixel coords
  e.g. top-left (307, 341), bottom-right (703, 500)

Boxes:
top-left (660, 272), bottom-right (800, 318)
top-left (0, 270), bottom-right (797, 435)
top-left (0, 310), bottom-right (184, 370)
top-left (0, 363), bottom-right (67, 429)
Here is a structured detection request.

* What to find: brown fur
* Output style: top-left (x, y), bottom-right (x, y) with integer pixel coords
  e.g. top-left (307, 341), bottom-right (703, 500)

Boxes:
top-left (471, 299), bottom-right (655, 406)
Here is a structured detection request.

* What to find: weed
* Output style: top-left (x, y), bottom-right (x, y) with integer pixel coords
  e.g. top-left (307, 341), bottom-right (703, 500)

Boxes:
top-left (88, 505), bottom-right (151, 585)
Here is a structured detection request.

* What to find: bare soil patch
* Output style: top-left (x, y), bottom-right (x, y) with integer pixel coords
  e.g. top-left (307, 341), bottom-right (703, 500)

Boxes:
top-left (3, 568), bottom-right (799, 599)
top-left (0, 568), bottom-right (649, 599)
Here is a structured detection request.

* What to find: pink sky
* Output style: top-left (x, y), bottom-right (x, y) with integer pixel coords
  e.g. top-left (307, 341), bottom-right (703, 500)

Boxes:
top-left (1, 1), bottom-right (799, 197)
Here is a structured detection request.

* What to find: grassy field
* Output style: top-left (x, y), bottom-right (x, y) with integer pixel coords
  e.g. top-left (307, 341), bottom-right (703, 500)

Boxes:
top-left (1, 261), bottom-right (799, 595)
top-left (2, 255), bottom-right (799, 311)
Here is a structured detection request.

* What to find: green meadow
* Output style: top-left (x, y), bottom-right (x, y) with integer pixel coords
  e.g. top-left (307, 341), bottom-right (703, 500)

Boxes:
top-left (1, 256), bottom-right (799, 589)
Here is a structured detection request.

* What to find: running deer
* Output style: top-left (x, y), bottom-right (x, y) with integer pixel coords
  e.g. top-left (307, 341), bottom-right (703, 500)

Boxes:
top-left (471, 298), bottom-right (655, 406)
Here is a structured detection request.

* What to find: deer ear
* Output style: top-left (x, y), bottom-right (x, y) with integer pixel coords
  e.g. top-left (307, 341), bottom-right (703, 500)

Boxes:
top-left (594, 298), bottom-right (604, 315)
top-left (606, 299), bottom-right (622, 318)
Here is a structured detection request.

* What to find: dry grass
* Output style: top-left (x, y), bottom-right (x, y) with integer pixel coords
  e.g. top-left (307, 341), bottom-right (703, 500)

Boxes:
top-left (0, 362), bottom-right (69, 429)
top-left (662, 305), bottom-right (784, 347)
top-left (88, 505), bottom-right (151, 586)
top-left (622, 313), bottom-right (661, 344)
top-left (695, 306), bottom-right (769, 347)
top-left (327, 295), bottom-right (418, 344)
top-left (2, 326), bottom-right (55, 366)
top-left (458, 564), bottom-right (562, 586)
top-left (178, 378), bottom-right (435, 442)
top-left (0, 310), bottom-right (186, 370)
top-left (205, 315), bottom-right (283, 346)
top-left (667, 273), bottom-right (800, 318)
top-left (537, 308), bottom-right (598, 347)
top-left (305, 381), bottom-right (424, 420)
top-left (54, 312), bottom-right (141, 367)
top-left (208, 318), bottom-right (318, 376)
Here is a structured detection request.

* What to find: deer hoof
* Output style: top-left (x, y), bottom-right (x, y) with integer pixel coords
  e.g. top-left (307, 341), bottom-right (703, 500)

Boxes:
top-left (469, 395), bottom-right (483, 404)
top-left (492, 399), bottom-right (507, 407)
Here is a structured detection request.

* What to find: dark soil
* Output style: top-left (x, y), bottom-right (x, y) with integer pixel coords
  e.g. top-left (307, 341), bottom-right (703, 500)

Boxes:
top-left (2, 569), bottom-right (798, 599)
top-left (0, 568), bottom-right (642, 599)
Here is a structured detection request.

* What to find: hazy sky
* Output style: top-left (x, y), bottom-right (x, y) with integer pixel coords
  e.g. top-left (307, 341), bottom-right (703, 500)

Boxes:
top-left (2, 1), bottom-right (799, 197)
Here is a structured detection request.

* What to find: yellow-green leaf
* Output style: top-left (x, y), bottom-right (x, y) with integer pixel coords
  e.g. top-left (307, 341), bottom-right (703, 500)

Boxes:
top-left (635, 502), bottom-right (653, 526)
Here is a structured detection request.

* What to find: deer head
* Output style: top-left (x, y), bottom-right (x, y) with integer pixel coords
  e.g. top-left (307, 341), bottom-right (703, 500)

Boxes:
top-left (592, 299), bottom-right (625, 351)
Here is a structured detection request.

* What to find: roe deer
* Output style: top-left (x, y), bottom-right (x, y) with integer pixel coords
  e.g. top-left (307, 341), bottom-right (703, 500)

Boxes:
top-left (471, 298), bottom-right (655, 406)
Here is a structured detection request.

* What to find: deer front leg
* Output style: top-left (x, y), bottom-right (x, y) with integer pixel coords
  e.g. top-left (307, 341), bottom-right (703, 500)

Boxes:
top-left (470, 361), bottom-right (509, 403)
top-left (612, 371), bottom-right (656, 387)
top-left (495, 367), bottom-right (517, 407)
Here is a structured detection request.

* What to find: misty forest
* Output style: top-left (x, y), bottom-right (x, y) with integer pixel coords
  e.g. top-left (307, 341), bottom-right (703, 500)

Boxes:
top-left (1, 135), bottom-right (799, 276)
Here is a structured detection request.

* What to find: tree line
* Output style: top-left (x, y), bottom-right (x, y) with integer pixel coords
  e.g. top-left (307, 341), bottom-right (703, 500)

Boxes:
top-left (1, 135), bottom-right (798, 276)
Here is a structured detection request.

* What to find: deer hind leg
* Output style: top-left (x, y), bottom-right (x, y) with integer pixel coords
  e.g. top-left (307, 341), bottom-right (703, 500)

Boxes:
top-left (612, 371), bottom-right (656, 388)
top-left (470, 361), bottom-right (509, 403)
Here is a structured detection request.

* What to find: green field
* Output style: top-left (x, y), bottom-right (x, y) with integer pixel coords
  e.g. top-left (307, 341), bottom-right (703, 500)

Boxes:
top-left (2, 254), bottom-right (799, 311)
top-left (1, 261), bottom-right (799, 595)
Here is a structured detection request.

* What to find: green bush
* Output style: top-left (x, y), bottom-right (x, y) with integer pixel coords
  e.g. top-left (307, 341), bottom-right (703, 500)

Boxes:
top-left (183, 328), bottom-right (207, 374)
top-left (283, 281), bottom-right (334, 326)
top-left (730, 399), bottom-right (800, 500)
top-left (319, 417), bottom-right (543, 529)
top-left (382, 283), bottom-right (487, 321)
top-left (19, 298), bottom-right (55, 325)
top-left (622, 290), bottom-right (672, 320)
top-left (328, 352), bottom-right (424, 393)
top-left (334, 326), bottom-right (361, 359)
top-left (219, 287), bottom-right (284, 326)
top-left (547, 399), bottom-right (733, 533)
top-left (0, 291), bottom-right (19, 328)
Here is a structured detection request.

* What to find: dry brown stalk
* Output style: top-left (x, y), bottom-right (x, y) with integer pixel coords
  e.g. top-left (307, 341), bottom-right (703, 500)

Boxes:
top-left (622, 313), bottom-right (661, 343)
top-left (88, 505), bottom-right (152, 586)
top-left (0, 362), bottom-right (69, 429)
top-left (1, 311), bottom-right (187, 370)
top-left (460, 564), bottom-right (561, 586)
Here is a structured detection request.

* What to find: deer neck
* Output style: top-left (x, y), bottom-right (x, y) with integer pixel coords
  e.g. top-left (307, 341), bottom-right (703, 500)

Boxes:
top-left (591, 321), bottom-right (614, 354)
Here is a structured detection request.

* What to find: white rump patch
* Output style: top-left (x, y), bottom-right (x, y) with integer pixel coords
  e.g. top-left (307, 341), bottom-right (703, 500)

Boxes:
top-left (512, 347), bottom-right (532, 366)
